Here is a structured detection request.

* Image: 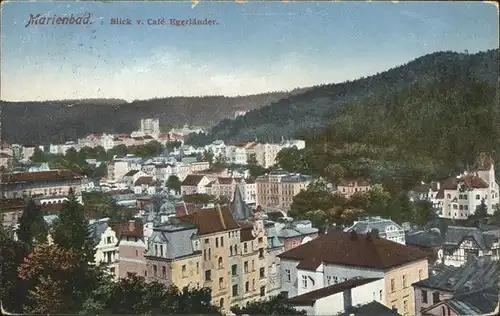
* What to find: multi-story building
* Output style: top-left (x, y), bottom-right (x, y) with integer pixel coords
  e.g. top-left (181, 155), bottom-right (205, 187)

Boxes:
top-left (100, 133), bottom-right (116, 151)
top-left (256, 170), bottom-right (312, 211)
top-left (337, 179), bottom-right (371, 198)
top-left (345, 216), bottom-right (406, 245)
top-left (411, 157), bottom-right (499, 220)
top-left (1, 198), bottom-right (26, 228)
top-left (181, 175), bottom-right (211, 195)
top-left (278, 230), bottom-right (429, 316)
top-left (413, 258), bottom-right (499, 316)
top-left (140, 118), bottom-right (160, 136)
top-left (254, 143), bottom-right (282, 169)
top-left (1, 170), bottom-right (84, 200)
top-left (441, 226), bottom-right (499, 267)
top-left (277, 220), bottom-right (319, 251)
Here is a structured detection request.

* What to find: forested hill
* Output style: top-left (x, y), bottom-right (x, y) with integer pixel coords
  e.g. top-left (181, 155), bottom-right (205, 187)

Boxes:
top-left (186, 49), bottom-right (499, 146)
top-left (1, 89), bottom-right (310, 145)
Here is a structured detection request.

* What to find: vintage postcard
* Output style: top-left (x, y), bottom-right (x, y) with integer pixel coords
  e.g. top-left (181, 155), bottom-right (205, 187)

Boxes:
top-left (0, 1), bottom-right (499, 315)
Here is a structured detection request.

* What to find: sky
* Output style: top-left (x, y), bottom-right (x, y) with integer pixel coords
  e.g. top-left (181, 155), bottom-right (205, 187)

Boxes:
top-left (1, 1), bottom-right (498, 102)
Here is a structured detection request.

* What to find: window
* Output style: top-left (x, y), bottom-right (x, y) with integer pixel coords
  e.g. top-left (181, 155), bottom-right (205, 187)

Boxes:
top-left (252, 260), bottom-right (255, 271)
top-left (441, 306), bottom-right (446, 316)
top-left (153, 265), bottom-right (157, 277)
top-left (391, 279), bottom-right (396, 292)
top-left (260, 267), bottom-right (265, 278)
top-left (205, 270), bottom-right (212, 281)
top-left (208, 248), bottom-right (211, 259)
top-left (476, 194), bottom-right (480, 200)
top-left (244, 261), bottom-right (249, 273)
top-left (327, 276), bottom-right (332, 285)
top-left (403, 275), bottom-right (407, 288)
top-left (379, 290), bottom-right (383, 301)
top-left (244, 242), bottom-right (248, 253)
top-left (245, 281), bottom-right (249, 292)
top-left (154, 245), bottom-right (158, 256)
top-left (205, 238), bottom-right (209, 244)
top-left (203, 249), bottom-right (207, 260)
top-left (252, 279), bottom-right (255, 290)
top-left (182, 265), bottom-right (187, 278)
top-left (216, 237), bottom-right (219, 247)
top-left (285, 269), bottom-right (291, 282)
top-left (432, 292), bottom-right (440, 304)
top-left (259, 248), bottom-right (264, 258)
top-left (231, 264), bottom-right (237, 276)
top-left (107, 236), bottom-right (112, 244)
top-left (422, 290), bottom-right (428, 304)
top-left (218, 257), bottom-right (223, 269)
top-left (333, 276), bottom-right (338, 284)
top-left (127, 272), bottom-right (135, 278)
top-left (235, 245), bottom-right (238, 254)
top-left (219, 277), bottom-right (224, 289)
top-left (220, 237), bottom-right (224, 247)
top-left (232, 284), bottom-right (238, 296)
top-left (258, 237), bottom-right (263, 243)
top-left (196, 262), bottom-right (199, 274)
top-left (160, 245), bottom-right (164, 257)
top-left (162, 266), bottom-right (167, 278)
top-left (260, 286), bottom-right (266, 297)
top-left (230, 246), bottom-right (233, 256)
top-left (301, 275), bottom-right (308, 288)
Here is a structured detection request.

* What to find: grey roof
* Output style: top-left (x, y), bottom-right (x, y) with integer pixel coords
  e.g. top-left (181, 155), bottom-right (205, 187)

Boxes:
top-left (413, 257), bottom-right (499, 293)
top-left (443, 226), bottom-right (500, 251)
top-left (278, 226), bottom-right (318, 238)
top-left (88, 218), bottom-right (110, 243)
top-left (181, 157), bottom-right (197, 164)
top-left (445, 286), bottom-right (498, 315)
top-left (337, 301), bottom-right (401, 316)
top-left (146, 220), bottom-right (198, 259)
top-left (159, 200), bottom-right (176, 215)
top-left (230, 184), bottom-right (252, 220)
top-left (405, 229), bottom-right (444, 248)
top-left (345, 217), bottom-right (403, 237)
top-left (265, 223), bottom-right (284, 249)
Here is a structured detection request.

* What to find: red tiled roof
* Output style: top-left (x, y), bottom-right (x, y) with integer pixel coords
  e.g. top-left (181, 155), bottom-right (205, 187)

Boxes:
top-left (178, 204), bottom-right (239, 235)
top-left (338, 178), bottom-right (370, 187)
top-left (110, 220), bottom-right (144, 240)
top-left (2, 170), bottom-right (83, 184)
top-left (123, 170), bottom-right (140, 177)
top-left (181, 174), bottom-right (206, 186)
top-left (0, 198), bottom-right (26, 211)
top-left (237, 220), bottom-right (255, 242)
top-left (41, 202), bottom-right (65, 213)
top-left (278, 230), bottom-right (429, 270)
top-left (460, 175), bottom-right (489, 189)
top-left (287, 278), bottom-right (382, 305)
top-left (217, 177), bottom-right (234, 185)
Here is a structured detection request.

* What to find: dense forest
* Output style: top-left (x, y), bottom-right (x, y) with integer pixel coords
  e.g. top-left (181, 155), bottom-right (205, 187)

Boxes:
top-left (186, 49), bottom-right (499, 146)
top-left (1, 89), bottom-right (309, 145)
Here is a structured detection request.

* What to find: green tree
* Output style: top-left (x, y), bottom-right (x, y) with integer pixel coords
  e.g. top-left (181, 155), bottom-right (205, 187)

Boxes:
top-left (275, 147), bottom-right (304, 172)
top-left (30, 147), bottom-right (46, 163)
top-left (203, 150), bottom-right (215, 165)
top-left (18, 243), bottom-right (78, 314)
top-left (231, 294), bottom-right (305, 316)
top-left (0, 226), bottom-right (27, 313)
top-left (413, 200), bottom-right (436, 227)
top-left (51, 189), bottom-right (100, 311)
top-left (17, 199), bottom-right (48, 250)
top-left (475, 199), bottom-right (488, 218)
top-left (166, 175), bottom-right (182, 194)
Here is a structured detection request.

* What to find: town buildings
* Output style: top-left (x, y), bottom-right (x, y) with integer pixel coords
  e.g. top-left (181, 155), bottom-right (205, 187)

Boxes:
top-left (256, 170), bottom-right (312, 211)
top-left (413, 257), bottom-right (499, 316)
top-left (278, 230), bottom-right (429, 316)
top-left (140, 118), bottom-right (160, 136)
top-left (345, 216), bottom-right (406, 245)
top-left (337, 179), bottom-right (371, 198)
top-left (411, 157), bottom-right (499, 220)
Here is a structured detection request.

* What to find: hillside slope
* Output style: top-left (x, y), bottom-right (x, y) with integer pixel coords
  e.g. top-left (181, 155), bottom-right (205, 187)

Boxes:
top-left (1, 89), bottom-right (309, 145)
top-left (186, 49), bottom-right (498, 146)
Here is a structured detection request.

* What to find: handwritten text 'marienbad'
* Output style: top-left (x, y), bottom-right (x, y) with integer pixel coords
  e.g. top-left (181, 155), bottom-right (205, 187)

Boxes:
top-left (25, 13), bottom-right (92, 27)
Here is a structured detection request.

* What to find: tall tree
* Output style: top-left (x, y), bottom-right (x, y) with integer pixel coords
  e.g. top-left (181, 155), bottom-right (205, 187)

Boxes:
top-left (166, 175), bottom-right (182, 194)
top-left (475, 199), bottom-right (488, 218)
top-left (0, 226), bottom-right (27, 313)
top-left (51, 189), bottom-right (99, 311)
top-left (17, 199), bottom-right (48, 249)
top-left (18, 243), bottom-right (77, 314)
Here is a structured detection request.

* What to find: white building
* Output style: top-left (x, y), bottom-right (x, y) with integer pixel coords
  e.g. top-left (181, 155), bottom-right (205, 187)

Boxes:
top-left (140, 118), bottom-right (160, 136)
top-left (205, 140), bottom-right (227, 159)
top-left (288, 278), bottom-right (386, 316)
top-left (100, 134), bottom-right (116, 151)
top-left (225, 145), bottom-right (248, 165)
top-left (344, 216), bottom-right (406, 245)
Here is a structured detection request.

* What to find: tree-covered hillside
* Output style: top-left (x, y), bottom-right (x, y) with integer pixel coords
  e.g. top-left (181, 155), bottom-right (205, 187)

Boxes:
top-left (1, 89), bottom-right (309, 145)
top-left (186, 49), bottom-right (499, 146)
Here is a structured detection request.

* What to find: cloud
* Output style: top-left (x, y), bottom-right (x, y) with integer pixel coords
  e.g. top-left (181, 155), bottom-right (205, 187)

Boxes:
top-left (1, 46), bottom-right (409, 102)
